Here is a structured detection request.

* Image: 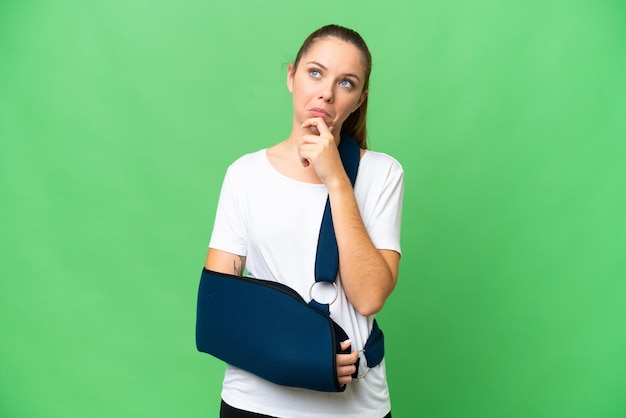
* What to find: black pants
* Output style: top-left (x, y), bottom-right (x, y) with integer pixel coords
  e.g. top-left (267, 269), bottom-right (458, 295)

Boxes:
top-left (220, 400), bottom-right (392, 418)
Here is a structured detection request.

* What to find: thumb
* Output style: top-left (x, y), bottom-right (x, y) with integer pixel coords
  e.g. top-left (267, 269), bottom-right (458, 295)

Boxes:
top-left (340, 339), bottom-right (352, 352)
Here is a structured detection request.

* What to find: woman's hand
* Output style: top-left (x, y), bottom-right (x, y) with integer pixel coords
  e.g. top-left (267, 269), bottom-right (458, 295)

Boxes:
top-left (336, 340), bottom-right (359, 386)
top-left (299, 118), bottom-right (348, 187)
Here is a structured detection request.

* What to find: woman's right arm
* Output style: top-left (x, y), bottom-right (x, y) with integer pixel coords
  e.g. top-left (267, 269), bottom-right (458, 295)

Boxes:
top-left (204, 247), bottom-right (359, 387)
top-left (205, 248), bottom-right (246, 276)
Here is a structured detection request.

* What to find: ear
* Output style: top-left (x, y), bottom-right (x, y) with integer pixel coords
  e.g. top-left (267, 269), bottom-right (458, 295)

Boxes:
top-left (287, 63), bottom-right (295, 93)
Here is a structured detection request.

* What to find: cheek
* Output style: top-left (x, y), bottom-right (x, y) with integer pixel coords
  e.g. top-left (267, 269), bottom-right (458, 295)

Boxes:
top-left (295, 80), bottom-right (317, 98)
top-left (339, 95), bottom-right (362, 114)
top-left (292, 88), bottom-right (319, 109)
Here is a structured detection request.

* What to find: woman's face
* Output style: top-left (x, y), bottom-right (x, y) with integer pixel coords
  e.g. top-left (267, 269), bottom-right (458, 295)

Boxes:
top-left (288, 37), bottom-right (367, 133)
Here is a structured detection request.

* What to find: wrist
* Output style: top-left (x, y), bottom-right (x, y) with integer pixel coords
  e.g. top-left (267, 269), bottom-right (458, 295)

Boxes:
top-left (325, 173), bottom-right (352, 195)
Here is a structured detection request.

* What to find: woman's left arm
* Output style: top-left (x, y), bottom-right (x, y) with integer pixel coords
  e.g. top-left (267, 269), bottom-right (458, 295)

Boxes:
top-left (300, 118), bottom-right (402, 316)
top-left (327, 178), bottom-right (400, 316)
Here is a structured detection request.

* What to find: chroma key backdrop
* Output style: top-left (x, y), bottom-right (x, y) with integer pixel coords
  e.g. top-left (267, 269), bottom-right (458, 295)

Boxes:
top-left (1, 1), bottom-right (625, 417)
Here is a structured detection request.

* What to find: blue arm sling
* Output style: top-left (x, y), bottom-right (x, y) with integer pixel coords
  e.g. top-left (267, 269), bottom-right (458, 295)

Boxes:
top-left (195, 134), bottom-right (384, 392)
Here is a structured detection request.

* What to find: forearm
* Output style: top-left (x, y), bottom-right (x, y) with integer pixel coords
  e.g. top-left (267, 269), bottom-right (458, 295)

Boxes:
top-left (327, 177), bottom-right (398, 316)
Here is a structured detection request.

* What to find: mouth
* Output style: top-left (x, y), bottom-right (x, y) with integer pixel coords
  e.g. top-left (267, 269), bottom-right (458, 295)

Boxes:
top-left (308, 108), bottom-right (331, 119)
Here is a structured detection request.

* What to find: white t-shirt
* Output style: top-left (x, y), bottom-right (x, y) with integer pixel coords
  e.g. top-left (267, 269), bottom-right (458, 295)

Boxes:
top-left (209, 147), bottom-right (404, 418)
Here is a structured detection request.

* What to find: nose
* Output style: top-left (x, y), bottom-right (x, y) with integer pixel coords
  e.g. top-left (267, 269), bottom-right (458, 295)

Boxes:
top-left (318, 81), bottom-right (334, 103)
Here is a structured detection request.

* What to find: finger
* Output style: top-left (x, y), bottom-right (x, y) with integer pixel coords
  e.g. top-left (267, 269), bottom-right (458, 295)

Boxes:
top-left (302, 122), bottom-right (320, 135)
top-left (336, 349), bottom-right (359, 369)
top-left (337, 364), bottom-right (357, 378)
top-left (298, 142), bottom-right (312, 167)
top-left (339, 339), bottom-right (352, 352)
top-left (301, 117), bottom-right (333, 138)
top-left (336, 361), bottom-right (356, 386)
top-left (337, 359), bottom-right (357, 385)
top-left (336, 353), bottom-right (356, 367)
top-left (338, 374), bottom-right (353, 385)
top-left (298, 138), bottom-right (325, 167)
top-left (301, 118), bottom-right (332, 137)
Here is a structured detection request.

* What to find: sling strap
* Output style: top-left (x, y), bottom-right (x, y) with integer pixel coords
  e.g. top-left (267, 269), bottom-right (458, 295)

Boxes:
top-left (309, 133), bottom-right (385, 374)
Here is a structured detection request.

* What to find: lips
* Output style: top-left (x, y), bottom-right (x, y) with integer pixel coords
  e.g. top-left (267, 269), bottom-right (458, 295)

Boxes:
top-left (308, 108), bottom-right (331, 119)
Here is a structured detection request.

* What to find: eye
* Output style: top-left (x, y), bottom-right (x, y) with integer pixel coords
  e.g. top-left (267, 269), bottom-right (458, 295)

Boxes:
top-left (339, 79), bottom-right (354, 89)
top-left (309, 69), bottom-right (321, 78)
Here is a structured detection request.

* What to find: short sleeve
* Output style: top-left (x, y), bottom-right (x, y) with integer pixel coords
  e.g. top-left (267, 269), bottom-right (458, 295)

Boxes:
top-left (357, 154), bottom-right (404, 256)
top-left (208, 167), bottom-right (248, 256)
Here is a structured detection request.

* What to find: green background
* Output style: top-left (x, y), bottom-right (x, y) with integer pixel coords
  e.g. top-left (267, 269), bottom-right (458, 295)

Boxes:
top-left (1, 0), bottom-right (625, 417)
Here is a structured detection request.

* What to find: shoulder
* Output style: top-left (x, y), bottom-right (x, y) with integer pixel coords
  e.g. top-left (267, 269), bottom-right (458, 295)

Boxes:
top-left (360, 150), bottom-right (404, 176)
top-left (224, 149), bottom-right (267, 177)
top-left (229, 149), bottom-right (266, 168)
top-left (355, 150), bottom-right (404, 196)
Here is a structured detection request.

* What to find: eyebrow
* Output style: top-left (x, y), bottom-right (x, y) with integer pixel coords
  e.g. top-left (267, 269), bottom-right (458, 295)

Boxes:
top-left (306, 61), bottom-right (362, 82)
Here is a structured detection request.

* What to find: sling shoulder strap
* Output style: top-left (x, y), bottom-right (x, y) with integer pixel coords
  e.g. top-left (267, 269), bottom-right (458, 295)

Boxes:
top-left (313, 133), bottom-right (361, 288)
top-left (308, 134), bottom-right (385, 373)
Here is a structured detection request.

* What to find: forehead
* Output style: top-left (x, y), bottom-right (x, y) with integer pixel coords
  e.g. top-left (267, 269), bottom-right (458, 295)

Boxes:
top-left (301, 37), bottom-right (366, 77)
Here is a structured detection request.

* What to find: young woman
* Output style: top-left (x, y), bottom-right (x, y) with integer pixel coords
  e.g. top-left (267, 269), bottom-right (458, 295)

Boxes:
top-left (204, 24), bottom-right (404, 418)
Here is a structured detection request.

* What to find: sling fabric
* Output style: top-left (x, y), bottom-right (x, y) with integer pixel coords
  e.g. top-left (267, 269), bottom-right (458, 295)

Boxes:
top-left (196, 268), bottom-right (350, 392)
